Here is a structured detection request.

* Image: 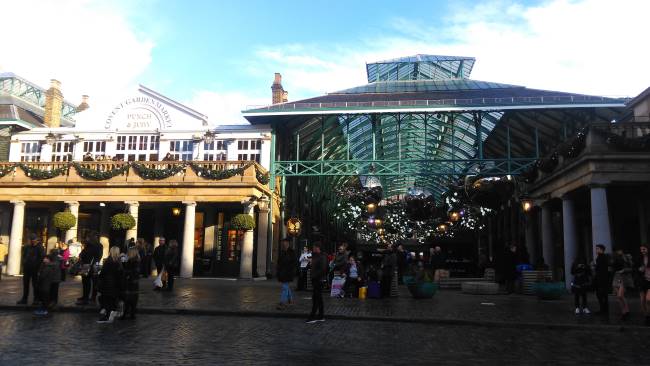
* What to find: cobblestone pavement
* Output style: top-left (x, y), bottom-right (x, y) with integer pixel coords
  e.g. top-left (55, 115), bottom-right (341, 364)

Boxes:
top-left (1, 276), bottom-right (649, 329)
top-left (0, 311), bottom-right (648, 366)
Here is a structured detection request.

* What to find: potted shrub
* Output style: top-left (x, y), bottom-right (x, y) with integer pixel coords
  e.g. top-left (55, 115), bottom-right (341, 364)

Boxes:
top-left (230, 213), bottom-right (256, 232)
top-left (533, 278), bottom-right (565, 300)
top-left (111, 213), bottom-right (136, 231)
top-left (52, 211), bottom-right (76, 240)
top-left (405, 267), bottom-right (438, 299)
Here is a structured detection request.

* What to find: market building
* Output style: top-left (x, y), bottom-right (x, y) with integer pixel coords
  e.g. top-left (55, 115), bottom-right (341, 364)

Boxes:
top-left (243, 54), bottom-right (650, 287)
top-left (0, 72), bottom-right (280, 279)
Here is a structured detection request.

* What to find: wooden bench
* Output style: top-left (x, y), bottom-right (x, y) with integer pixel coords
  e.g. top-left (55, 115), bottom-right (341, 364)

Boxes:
top-left (461, 281), bottom-right (500, 295)
top-left (438, 269), bottom-right (495, 289)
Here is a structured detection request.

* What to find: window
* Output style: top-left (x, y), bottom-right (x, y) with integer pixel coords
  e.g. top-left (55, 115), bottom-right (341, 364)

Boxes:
top-left (20, 142), bottom-right (41, 162)
top-left (250, 140), bottom-right (261, 150)
top-left (82, 141), bottom-right (106, 159)
top-left (116, 135), bottom-right (160, 161)
top-left (149, 136), bottom-right (160, 150)
top-left (249, 153), bottom-right (260, 163)
top-left (237, 140), bottom-right (248, 150)
top-left (117, 136), bottom-right (126, 150)
top-left (51, 141), bottom-right (74, 162)
top-left (237, 153), bottom-right (247, 161)
top-left (169, 140), bottom-right (193, 161)
top-left (203, 139), bottom-right (227, 161)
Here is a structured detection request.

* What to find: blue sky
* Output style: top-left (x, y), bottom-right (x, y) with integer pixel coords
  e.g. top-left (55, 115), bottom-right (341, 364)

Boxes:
top-left (3, 0), bottom-right (649, 125)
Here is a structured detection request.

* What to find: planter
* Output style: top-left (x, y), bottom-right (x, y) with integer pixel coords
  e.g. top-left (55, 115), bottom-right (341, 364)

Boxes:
top-left (534, 282), bottom-right (565, 300)
top-left (407, 282), bottom-right (438, 299)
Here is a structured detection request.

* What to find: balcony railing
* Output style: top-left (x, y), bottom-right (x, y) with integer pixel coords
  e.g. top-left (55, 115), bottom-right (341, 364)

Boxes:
top-left (0, 161), bottom-right (270, 186)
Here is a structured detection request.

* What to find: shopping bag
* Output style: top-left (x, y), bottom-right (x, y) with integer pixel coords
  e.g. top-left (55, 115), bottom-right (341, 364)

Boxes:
top-left (153, 272), bottom-right (163, 289)
top-left (330, 276), bottom-right (345, 297)
top-left (358, 286), bottom-right (367, 300)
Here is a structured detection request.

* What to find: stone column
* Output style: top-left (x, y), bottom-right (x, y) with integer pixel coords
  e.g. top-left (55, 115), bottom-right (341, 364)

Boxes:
top-left (203, 207), bottom-right (216, 257)
top-left (562, 195), bottom-right (578, 289)
top-left (524, 208), bottom-right (537, 265)
top-left (99, 206), bottom-right (110, 259)
top-left (256, 197), bottom-right (270, 278)
top-left (7, 200), bottom-right (26, 276)
top-left (64, 201), bottom-right (79, 244)
top-left (590, 185), bottom-right (612, 254)
top-left (153, 208), bottom-right (164, 248)
top-left (541, 202), bottom-right (555, 278)
top-left (239, 200), bottom-right (256, 279)
top-left (180, 201), bottom-right (196, 278)
top-left (124, 201), bottom-right (139, 242)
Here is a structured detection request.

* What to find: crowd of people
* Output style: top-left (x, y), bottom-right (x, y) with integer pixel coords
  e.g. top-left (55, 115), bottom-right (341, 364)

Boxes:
top-left (15, 232), bottom-right (180, 323)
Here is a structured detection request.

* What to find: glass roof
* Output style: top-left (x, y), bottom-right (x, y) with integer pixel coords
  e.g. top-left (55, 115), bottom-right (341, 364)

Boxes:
top-left (366, 54), bottom-right (475, 82)
top-left (334, 79), bottom-right (522, 94)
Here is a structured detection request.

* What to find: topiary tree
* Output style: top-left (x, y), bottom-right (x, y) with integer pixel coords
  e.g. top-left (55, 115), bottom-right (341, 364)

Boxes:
top-left (111, 213), bottom-right (136, 230)
top-left (53, 211), bottom-right (76, 231)
top-left (230, 214), bottom-right (256, 231)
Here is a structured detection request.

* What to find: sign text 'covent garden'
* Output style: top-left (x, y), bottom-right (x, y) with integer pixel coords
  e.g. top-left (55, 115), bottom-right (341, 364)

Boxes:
top-left (104, 96), bottom-right (173, 130)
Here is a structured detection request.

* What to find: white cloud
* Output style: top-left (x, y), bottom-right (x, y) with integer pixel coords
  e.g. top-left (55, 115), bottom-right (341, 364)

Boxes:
top-left (0, 0), bottom-right (153, 127)
top-left (246, 0), bottom-right (650, 102)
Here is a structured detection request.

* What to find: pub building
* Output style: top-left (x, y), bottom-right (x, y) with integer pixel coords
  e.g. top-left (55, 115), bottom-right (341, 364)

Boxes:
top-left (0, 73), bottom-right (280, 279)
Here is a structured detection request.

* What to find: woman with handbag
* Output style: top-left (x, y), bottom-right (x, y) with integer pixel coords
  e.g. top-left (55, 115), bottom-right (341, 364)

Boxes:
top-left (570, 256), bottom-right (592, 315)
top-left (97, 246), bottom-right (124, 323)
top-left (612, 248), bottom-right (635, 320)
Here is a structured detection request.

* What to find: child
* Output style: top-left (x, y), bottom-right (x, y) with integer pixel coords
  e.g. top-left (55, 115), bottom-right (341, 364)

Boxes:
top-left (34, 254), bottom-right (59, 316)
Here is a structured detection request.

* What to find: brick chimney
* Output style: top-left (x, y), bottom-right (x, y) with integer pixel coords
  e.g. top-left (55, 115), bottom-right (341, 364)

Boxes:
top-left (44, 79), bottom-right (63, 128)
top-left (76, 95), bottom-right (89, 112)
top-left (271, 73), bottom-right (288, 104)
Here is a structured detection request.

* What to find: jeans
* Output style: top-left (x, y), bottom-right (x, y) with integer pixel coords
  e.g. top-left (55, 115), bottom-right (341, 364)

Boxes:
top-left (280, 282), bottom-right (293, 304)
top-left (310, 279), bottom-right (324, 319)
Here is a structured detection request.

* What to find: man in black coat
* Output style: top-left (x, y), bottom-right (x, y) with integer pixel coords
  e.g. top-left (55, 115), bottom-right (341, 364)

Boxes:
top-left (153, 237), bottom-right (168, 275)
top-left (163, 240), bottom-right (180, 291)
top-left (75, 237), bottom-right (102, 305)
top-left (306, 243), bottom-right (327, 323)
top-left (594, 244), bottom-right (611, 316)
top-left (17, 234), bottom-right (45, 305)
top-left (276, 238), bottom-right (297, 310)
top-left (380, 244), bottom-right (397, 298)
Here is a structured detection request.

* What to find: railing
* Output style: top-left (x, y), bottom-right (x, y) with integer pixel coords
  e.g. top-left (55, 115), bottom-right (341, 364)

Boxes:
top-left (0, 161), bottom-right (269, 186)
top-left (245, 95), bottom-right (626, 112)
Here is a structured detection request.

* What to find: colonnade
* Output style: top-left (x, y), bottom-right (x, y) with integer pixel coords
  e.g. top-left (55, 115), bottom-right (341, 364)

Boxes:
top-left (1, 197), bottom-right (271, 279)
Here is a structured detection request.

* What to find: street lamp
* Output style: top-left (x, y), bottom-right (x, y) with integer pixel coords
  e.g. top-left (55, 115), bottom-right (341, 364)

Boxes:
top-left (171, 207), bottom-right (181, 216)
top-left (45, 132), bottom-right (61, 145)
top-left (287, 217), bottom-right (302, 237)
top-left (203, 130), bottom-right (216, 145)
top-left (522, 199), bottom-right (534, 213)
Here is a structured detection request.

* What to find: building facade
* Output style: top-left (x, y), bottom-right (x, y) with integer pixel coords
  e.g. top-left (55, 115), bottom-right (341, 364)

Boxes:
top-left (0, 75), bottom-right (279, 279)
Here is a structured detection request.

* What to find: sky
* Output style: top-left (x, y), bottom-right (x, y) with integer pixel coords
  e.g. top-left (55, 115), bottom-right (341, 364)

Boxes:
top-left (2, 0), bottom-right (650, 127)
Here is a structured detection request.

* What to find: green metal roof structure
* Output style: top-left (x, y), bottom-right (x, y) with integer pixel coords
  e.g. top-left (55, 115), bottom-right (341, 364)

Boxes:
top-left (243, 55), bottom-right (625, 233)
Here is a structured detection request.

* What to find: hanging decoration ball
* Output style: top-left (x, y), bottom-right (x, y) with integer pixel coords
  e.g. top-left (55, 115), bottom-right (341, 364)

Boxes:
top-left (437, 223), bottom-right (448, 233)
top-left (286, 217), bottom-right (302, 237)
top-left (367, 203), bottom-right (377, 214)
top-left (448, 210), bottom-right (461, 222)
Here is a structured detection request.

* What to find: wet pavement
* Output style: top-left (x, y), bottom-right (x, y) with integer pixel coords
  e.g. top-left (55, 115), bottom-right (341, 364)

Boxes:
top-left (0, 276), bottom-right (649, 330)
top-left (0, 311), bottom-right (647, 366)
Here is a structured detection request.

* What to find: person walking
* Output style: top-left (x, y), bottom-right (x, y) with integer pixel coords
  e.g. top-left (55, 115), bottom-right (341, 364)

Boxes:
top-left (121, 247), bottom-right (140, 320)
top-left (57, 241), bottom-right (70, 283)
top-left (139, 239), bottom-right (153, 278)
top-left (33, 254), bottom-right (59, 316)
top-left (594, 244), bottom-right (611, 317)
top-left (17, 234), bottom-right (45, 305)
top-left (298, 246), bottom-right (311, 291)
top-left (380, 244), bottom-right (397, 298)
top-left (163, 240), bottom-right (180, 291)
top-left (612, 248), bottom-right (634, 320)
top-left (635, 244), bottom-right (650, 326)
top-left (570, 256), bottom-right (592, 315)
top-left (97, 246), bottom-right (124, 323)
top-left (344, 256), bottom-right (363, 298)
top-left (503, 244), bottom-right (518, 294)
top-left (306, 243), bottom-right (327, 324)
top-left (276, 239), bottom-right (297, 310)
top-left (153, 237), bottom-right (168, 276)
top-left (75, 239), bottom-right (102, 305)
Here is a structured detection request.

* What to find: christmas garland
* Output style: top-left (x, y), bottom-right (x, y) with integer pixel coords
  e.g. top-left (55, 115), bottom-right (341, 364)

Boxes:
top-left (131, 162), bottom-right (186, 180)
top-left (72, 162), bottom-right (129, 181)
top-left (189, 162), bottom-right (251, 180)
top-left (19, 163), bottom-right (68, 180)
top-left (0, 164), bottom-right (16, 178)
top-left (256, 169), bottom-right (270, 185)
